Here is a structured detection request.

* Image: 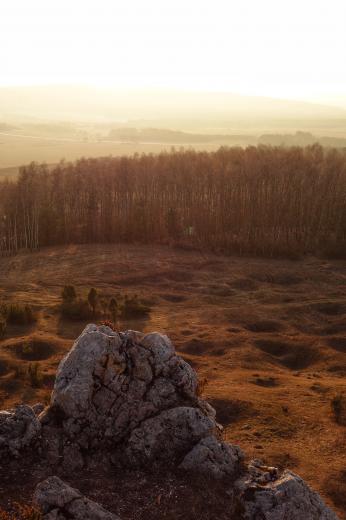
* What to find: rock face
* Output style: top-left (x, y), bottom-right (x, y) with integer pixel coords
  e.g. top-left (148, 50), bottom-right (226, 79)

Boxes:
top-left (34, 476), bottom-right (119, 519)
top-left (0, 325), bottom-right (340, 519)
top-left (179, 435), bottom-right (243, 479)
top-left (0, 404), bottom-right (41, 458)
top-left (42, 324), bottom-right (231, 473)
top-left (237, 460), bottom-right (338, 520)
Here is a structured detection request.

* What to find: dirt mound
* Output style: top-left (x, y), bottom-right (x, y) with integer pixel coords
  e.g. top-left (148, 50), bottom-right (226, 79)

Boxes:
top-left (164, 270), bottom-right (192, 282)
top-left (321, 321), bottom-right (346, 335)
top-left (180, 329), bottom-right (194, 336)
top-left (15, 338), bottom-right (56, 361)
top-left (208, 285), bottom-right (235, 297)
top-left (324, 470), bottom-right (346, 514)
top-left (3, 334), bottom-right (63, 361)
top-left (250, 271), bottom-right (302, 285)
top-left (160, 293), bottom-right (186, 303)
top-left (327, 336), bottom-right (346, 352)
top-left (245, 320), bottom-right (284, 333)
top-left (327, 364), bottom-right (346, 377)
top-left (209, 347), bottom-right (228, 356)
top-left (313, 302), bottom-right (345, 316)
top-left (254, 339), bottom-right (318, 369)
top-left (182, 339), bottom-right (214, 355)
top-left (182, 339), bottom-right (229, 357)
top-left (251, 375), bottom-right (278, 387)
top-left (209, 398), bottom-right (255, 426)
top-left (0, 359), bottom-right (11, 376)
top-left (229, 278), bottom-right (257, 291)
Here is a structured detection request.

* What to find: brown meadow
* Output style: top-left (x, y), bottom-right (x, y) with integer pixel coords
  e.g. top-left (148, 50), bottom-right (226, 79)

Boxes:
top-left (0, 243), bottom-right (345, 517)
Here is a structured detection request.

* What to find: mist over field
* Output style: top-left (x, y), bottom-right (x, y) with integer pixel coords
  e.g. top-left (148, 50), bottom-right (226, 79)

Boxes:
top-left (1, 85), bottom-right (346, 173)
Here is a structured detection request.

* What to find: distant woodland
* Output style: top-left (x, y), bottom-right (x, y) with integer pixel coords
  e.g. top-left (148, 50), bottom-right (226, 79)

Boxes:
top-left (1, 145), bottom-right (346, 258)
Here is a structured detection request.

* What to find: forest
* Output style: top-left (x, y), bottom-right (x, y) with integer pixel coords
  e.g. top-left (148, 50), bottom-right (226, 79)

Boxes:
top-left (1, 144), bottom-right (346, 258)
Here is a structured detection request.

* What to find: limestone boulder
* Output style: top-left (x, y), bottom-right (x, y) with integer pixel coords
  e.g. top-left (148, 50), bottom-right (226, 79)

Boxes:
top-left (237, 460), bottom-right (339, 520)
top-left (44, 324), bottom-right (211, 470)
top-left (0, 404), bottom-right (41, 457)
top-left (179, 435), bottom-right (244, 479)
top-left (34, 476), bottom-right (120, 519)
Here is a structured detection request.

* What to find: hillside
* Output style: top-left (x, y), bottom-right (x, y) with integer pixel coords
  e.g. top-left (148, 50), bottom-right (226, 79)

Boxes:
top-left (0, 244), bottom-right (345, 517)
top-left (1, 86), bottom-right (345, 123)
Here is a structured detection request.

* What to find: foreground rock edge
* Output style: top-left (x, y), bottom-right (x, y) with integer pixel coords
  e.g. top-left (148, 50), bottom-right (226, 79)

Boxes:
top-left (34, 476), bottom-right (120, 519)
top-left (0, 324), bottom-right (339, 519)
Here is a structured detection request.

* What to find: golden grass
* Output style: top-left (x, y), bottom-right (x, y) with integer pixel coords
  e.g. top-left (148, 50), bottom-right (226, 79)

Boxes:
top-left (0, 244), bottom-right (345, 517)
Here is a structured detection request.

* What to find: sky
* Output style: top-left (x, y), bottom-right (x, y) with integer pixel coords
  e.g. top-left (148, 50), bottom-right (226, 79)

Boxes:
top-left (0, 0), bottom-right (346, 106)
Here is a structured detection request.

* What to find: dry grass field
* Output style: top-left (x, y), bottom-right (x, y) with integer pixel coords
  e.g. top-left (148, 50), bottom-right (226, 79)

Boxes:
top-left (0, 244), bottom-right (345, 517)
top-left (0, 132), bottom-right (221, 171)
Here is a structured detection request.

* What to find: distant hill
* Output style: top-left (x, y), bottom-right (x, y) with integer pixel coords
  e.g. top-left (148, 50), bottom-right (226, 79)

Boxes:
top-left (108, 127), bottom-right (256, 146)
top-left (0, 85), bottom-right (345, 125)
top-left (259, 131), bottom-right (346, 148)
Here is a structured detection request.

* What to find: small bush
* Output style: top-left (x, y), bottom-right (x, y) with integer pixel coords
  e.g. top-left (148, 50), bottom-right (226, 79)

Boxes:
top-left (324, 470), bottom-right (346, 511)
top-left (99, 319), bottom-right (116, 331)
top-left (88, 288), bottom-right (98, 315)
top-left (61, 285), bottom-right (77, 303)
top-left (196, 376), bottom-right (208, 397)
top-left (0, 359), bottom-right (10, 376)
top-left (331, 393), bottom-right (346, 425)
top-left (0, 317), bottom-right (6, 338)
top-left (61, 299), bottom-right (93, 321)
top-left (0, 503), bottom-right (42, 520)
top-left (60, 288), bottom-right (151, 322)
top-left (28, 363), bottom-right (43, 388)
top-left (60, 286), bottom-right (101, 320)
top-left (109, 297), bottom-right (119, 324)
top-left (0, 303), bottom-right (36, 325)
top-left (13, 364), bottom-right (26, 379)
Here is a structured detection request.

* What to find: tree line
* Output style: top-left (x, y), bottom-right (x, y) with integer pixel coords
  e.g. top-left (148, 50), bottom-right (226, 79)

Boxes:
top-left (1, 144), bottom-right (346, 258)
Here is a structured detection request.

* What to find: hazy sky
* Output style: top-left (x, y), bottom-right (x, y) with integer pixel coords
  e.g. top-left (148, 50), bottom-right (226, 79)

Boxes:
top-left (1, 0), bottom-right (345, 104)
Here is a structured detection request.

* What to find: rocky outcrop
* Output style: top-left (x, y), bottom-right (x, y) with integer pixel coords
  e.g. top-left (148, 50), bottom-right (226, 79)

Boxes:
top-left (41, 325), bottom-right (225, 472)
top-left (125, 406), bottom-right (216, 467)
top-left (0, 404), bottom-right (41, 458)
top-left (179, 435), bottom-right (243, 479)
top-left (0, 325), bottom-right (340, 519)
top-left (34, 476), bottom-right (119, 519)
top-left (237, 460), bottom-right (338, 520)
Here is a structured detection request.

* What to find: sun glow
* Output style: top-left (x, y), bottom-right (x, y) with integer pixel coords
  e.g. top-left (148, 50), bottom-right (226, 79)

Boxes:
top-left (0, 0), bottom-right (346, 104)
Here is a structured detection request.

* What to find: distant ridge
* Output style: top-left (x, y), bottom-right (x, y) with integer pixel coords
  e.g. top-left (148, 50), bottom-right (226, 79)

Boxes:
top-left (0, 85), bottom-right (345, 122)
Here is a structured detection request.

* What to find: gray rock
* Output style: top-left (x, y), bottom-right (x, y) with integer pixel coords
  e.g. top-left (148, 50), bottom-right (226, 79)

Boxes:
top-left (126, 406), bottom-right (216, 466)
top-left (0, 404), bottom-right (41, 457)
top-left (238, 461), bottom-right (339, 520)
top-left (179, 435), bottom-right (244, 479)
top-left (34, 476), bottom-right (120, 519)
top-left (46, 324), bottom-right (206, 468)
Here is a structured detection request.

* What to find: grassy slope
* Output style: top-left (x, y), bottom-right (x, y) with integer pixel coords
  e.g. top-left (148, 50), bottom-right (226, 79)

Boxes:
top-left (0, 244), bottom-right (345, 517)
